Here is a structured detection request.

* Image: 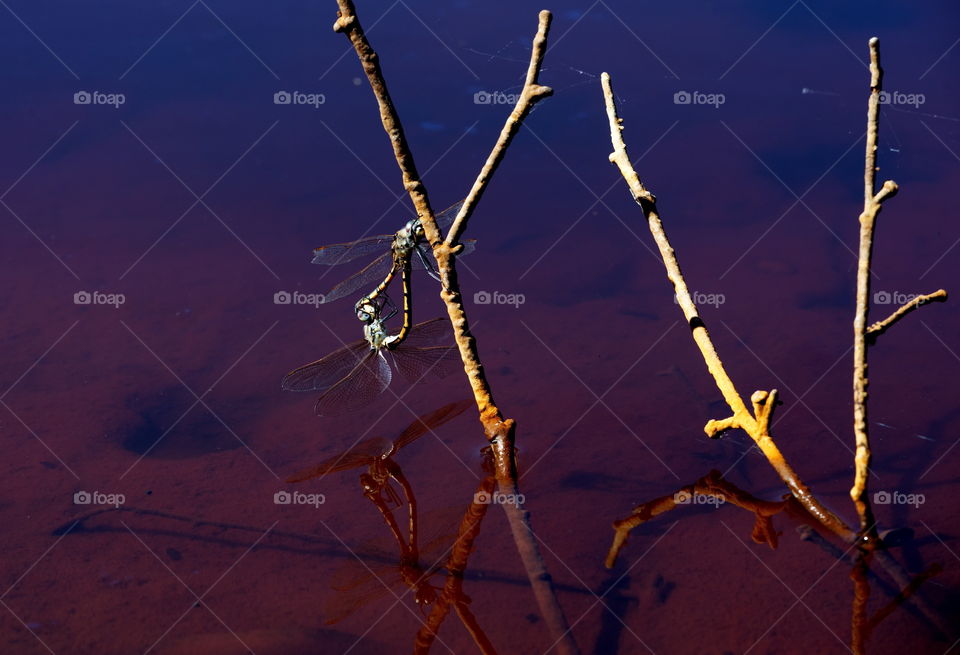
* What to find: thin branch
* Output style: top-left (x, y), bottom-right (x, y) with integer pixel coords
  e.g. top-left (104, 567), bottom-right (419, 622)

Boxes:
top-left (430, 11), bottom-right (552, 464)
top-left (333, 0), bottom-right (440, 239)
top-left (442, 10), bottom-right (553, 248)
top-left (866, 289), bottom-right (947, 342)
top-left (850, 38), bottom-right (899, 539)
top-left (600, 71), bottom-right (851, 541)
top-left (333, 6), bottom-right (578, 653)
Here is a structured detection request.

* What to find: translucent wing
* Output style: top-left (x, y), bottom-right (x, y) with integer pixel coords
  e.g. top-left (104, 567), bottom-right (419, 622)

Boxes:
top-left (312, 235), bottom-right (395, 265)
top-left (399, 318), bottom-right (454, 348)
top-left (319, 251), bottom-right (395, 304)
top-left (458, 239), bottom-right (478, 258)
top-left (286, 437), bottom-right (392, 482)
top-left (314, 350), bottom-right (392, 416)
top-left (391, 399), bottom-right (473, 453)
top-left (282, 338), bottom-right (371, 392)
top-left (390, 344), bottom-right (461, 385)
top-left (434, 200), bottom-right (465, 231)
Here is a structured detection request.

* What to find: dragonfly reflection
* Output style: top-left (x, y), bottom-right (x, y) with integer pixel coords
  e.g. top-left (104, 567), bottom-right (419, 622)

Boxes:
top-left (312, 200), bottom-right (475, 305)
top-left (286, 402), bottom-right (474, 625)
top-left (290, 400), bottom-right (471, 560)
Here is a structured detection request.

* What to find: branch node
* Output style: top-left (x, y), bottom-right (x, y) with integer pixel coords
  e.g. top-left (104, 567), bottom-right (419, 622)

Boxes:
top-left (705, 416), bottom-right (738, 439)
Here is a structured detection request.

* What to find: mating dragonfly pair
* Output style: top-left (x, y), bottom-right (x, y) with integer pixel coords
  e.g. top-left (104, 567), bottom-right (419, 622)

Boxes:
top-left (282, 202), bottom-right (473, 415)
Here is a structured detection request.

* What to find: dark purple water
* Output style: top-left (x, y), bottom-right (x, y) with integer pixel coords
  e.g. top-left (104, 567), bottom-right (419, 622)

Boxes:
top-left (1, 1), bottom-right (958, 653)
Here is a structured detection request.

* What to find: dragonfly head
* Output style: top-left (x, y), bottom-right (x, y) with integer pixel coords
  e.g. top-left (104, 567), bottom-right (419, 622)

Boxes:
top-left (355, 298), bottom-right (378, 323)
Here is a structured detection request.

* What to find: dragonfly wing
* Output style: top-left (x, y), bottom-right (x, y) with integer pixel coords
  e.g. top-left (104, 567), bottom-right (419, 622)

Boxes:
top-left (392, 398), bottom-right (473, 452)
top-left (433, 199), bottom-right (465, 231)
top-left (312, 235), bottom-right (394, 265)
top-left (390, 344), bottom-right (461, 385)
top-left (282, 339), bottom-right (370, 392)
top-left (286, 437), bottom-right (391, 482)
top-left (314, 349), bottom-right (393, 416)
top-left (399, 317), bottom-right (453, 348)
top-left (458, 238), bottom-right (478, 257)
top-left (320, 252), bottom-right (395, 304)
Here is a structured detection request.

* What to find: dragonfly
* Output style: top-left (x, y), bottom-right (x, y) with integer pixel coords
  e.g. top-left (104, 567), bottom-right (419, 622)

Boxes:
top-left (281, 315), bottom-right (461, 416)
top-left (311, 200), bottom-right (475, 306)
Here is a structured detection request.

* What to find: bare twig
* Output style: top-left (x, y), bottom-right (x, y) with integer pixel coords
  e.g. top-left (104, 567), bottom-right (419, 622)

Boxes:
top-left (600, 71), bottom-right (851, 540)
top-left (333, 6), bottom-right (578, 653)
top-left (333, 0), bottom-right (439, 231)
top-left (851, 37), bottom-right (899, 540)
top-left (442, 11), bottom-right (553, 248)
top-left (866, 289), bottom-right (947, 342)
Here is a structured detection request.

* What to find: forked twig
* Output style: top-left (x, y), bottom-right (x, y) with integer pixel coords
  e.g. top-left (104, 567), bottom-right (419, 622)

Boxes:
top-left (332, 4), bottom-right (578, 653)
top-left (601, 38), bottom-right (952, 645)
top-left (600, 71), bottom-right (851, 541)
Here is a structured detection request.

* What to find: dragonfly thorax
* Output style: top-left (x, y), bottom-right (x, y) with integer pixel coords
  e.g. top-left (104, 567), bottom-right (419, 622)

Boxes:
top-left (393, 219), bottom-right (421, 254)
top-left (364, 319), bottom-right (391, 349)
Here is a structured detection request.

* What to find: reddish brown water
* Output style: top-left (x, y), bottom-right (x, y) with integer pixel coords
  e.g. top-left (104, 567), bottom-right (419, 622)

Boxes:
top-left (1, 1), bottom-right (958, 653)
